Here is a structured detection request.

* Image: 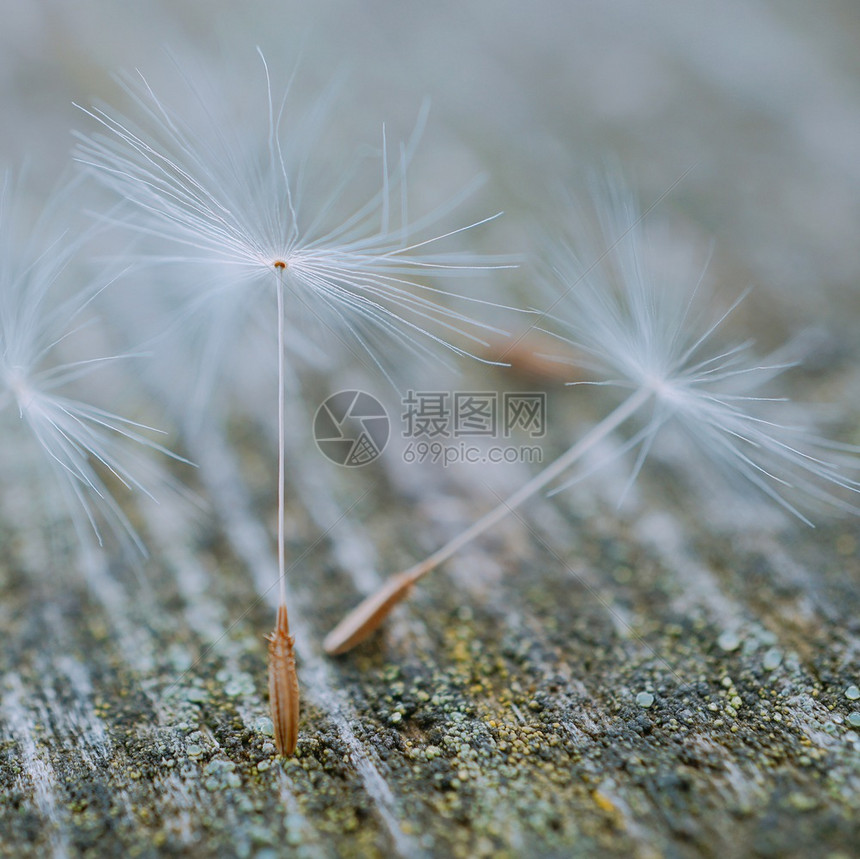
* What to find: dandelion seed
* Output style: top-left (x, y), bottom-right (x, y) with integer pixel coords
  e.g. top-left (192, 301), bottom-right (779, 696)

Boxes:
top-left (324, 178), bottom-right (860, 655)
top-left (0, 172), bottom-right (183, 553)
top-left (266, 602), bottom-right (299, 757)
top-left (75, 52), bottom-right (512, 752)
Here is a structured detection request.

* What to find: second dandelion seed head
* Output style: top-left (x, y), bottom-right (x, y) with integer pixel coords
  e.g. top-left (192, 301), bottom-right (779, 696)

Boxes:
top-left (541, 180), bottom-right (860, 523)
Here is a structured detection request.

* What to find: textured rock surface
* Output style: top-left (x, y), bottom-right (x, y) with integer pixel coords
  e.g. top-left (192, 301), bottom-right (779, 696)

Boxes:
top-left (3, 360), bottom-right (859, 858)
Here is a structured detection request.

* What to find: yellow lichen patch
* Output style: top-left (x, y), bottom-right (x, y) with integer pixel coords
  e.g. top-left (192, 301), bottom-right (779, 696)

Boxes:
top-left (593, 790), bottom-right (617, 815)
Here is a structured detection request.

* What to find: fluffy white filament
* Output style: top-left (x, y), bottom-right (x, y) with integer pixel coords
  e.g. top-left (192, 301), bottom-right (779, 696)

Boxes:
top-left (0, 175), bottom-right (181, 552)
top-left (74, 53), bottom-right (512, 386)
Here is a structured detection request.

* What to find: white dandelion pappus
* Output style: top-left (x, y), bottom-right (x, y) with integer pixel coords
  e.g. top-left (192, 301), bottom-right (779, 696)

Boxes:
top-left (73, 52), bottom-right (510, 384)
top-left (539, 180), bottom-right (860, 523)
top-left (324, 178), bottom-right (860, 654)
top-left (0, 174), bottom-right (184, 555)
top-left (74, 51), bottom-right (512, 755)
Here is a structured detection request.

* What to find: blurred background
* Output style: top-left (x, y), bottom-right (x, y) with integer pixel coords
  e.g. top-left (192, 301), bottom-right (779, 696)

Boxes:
top-left (5, 0), bottom-right (860, 312)
top-left (2, 2), bottom-right (860, 857)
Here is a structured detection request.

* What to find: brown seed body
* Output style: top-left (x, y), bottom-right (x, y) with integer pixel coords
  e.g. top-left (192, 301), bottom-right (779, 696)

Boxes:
top-left (482, 334), bottom-right (586, 384)
top-left (322, 570), bottom-right (417, 655)
top-left (267, 603), bottom-right (299, 756)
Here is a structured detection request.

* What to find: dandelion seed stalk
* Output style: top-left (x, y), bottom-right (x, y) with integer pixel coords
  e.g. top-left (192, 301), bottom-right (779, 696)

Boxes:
top-left (323, 387), bottom-right (650, 654)
top-left (324, 179), bottom-right (860, 654)
top-left (268, 263), bottom-right (299, 756)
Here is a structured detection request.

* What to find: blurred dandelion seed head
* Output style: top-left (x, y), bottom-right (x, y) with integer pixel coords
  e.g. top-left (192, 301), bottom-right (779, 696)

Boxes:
top-left (543, 180), bottom-right (860, 524)
top-left (0, 173), bottom-right (183, 553)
